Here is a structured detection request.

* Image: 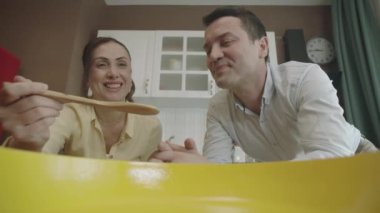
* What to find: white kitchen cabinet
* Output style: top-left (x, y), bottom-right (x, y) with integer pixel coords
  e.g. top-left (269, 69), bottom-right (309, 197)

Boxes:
top-left (266, 31), bottom-right (278, 68)
top-left (152, 31), bottom-right (216, 98)
top-left (97, 30), bottom-right (155, 97)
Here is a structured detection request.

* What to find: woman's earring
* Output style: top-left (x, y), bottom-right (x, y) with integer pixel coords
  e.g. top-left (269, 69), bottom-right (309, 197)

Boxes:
top-left (87, 88), bottom-right (93, 97)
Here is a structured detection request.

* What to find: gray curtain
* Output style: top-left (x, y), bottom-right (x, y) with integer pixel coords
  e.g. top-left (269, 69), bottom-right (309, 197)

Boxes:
top-left (332, 0), bottom-right (380, 146)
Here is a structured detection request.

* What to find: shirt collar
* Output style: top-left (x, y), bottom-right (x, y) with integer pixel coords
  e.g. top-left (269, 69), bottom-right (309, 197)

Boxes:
top-left (232, 92), bottom-right (256, 115)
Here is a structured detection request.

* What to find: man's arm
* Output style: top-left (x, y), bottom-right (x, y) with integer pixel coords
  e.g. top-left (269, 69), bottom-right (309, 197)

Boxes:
top-left (202, 100), bottom-right (235, 163)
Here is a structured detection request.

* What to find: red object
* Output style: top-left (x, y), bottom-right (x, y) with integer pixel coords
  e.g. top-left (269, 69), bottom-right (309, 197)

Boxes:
top-left (0, 47), bottom-right (20, 139)
top-left (0, 47), bottom-right (20, 86)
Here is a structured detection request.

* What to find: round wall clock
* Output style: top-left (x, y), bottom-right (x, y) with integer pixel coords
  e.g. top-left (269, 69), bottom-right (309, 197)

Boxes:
top-left (306, 37), bottom-right (335, 65)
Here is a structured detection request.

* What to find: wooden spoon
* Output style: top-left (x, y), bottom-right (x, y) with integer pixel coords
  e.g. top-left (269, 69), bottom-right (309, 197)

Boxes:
top-left (41, 90), bottom-right (159, 115)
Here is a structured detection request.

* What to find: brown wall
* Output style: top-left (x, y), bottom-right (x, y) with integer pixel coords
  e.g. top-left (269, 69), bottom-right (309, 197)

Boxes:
top-left (0, 1), bottom-right (335, 94)
top-left (65, 0), bottom-right (105, 95)
top-left (0, 0), bottom-right (104, 94)
top-left (0, 0), bottom-right (80, 92)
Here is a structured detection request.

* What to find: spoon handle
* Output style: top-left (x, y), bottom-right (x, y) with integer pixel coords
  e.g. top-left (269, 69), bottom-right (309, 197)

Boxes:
top-left (41, 90), bottom-right (159, 115)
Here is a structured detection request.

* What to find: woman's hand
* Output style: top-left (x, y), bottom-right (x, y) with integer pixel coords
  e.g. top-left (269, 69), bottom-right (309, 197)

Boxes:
top-left (0, 76), bottom-right (63, 150)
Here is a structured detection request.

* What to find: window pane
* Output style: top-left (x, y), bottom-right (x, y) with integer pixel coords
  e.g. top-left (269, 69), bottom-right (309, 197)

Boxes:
top-left (160, 74), bottom-right (182, 90)
top-left (162, 37), bottom-right (183, 51)
top-left (161, 55), bottom-right (182, 70)
top-left (186, 74), bottom-right (208, 91)
top-left (186, 55), bottom-right (208, 71)
top-left (187, 37), bottom-right (204, 52)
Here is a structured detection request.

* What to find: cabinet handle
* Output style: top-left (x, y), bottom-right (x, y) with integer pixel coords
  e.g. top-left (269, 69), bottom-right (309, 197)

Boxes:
top-left (209, 80), bottom-right (214, 96)
top-left (144, 79), bottom-right (150, 94)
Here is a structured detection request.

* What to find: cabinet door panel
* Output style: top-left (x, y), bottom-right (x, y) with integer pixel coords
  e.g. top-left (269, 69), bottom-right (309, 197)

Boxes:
top-left (186, 55), bottom-right (208, 71)
top-left (159, 74), bottom-right (182, 91)
top-left (161, 55), bottom-right (183, 71)
top-left (185, 74), bottom-right (208, 91)
top-left (187, 37), bottom-right (204, 52)
top-left (162, 37), bottom-right (183, 52)
top-left (267, 31), bottom-right (278, 67)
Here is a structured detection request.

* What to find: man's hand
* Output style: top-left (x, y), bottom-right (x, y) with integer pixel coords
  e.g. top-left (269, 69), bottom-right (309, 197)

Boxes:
top-left (149, 138), bottom-right (209, 163)
top-left (0, 76), bottom-right (63, 150)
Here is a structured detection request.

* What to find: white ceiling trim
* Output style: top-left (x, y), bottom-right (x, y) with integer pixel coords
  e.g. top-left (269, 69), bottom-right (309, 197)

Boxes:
top-left (104, 0), bottom-right (332, 6)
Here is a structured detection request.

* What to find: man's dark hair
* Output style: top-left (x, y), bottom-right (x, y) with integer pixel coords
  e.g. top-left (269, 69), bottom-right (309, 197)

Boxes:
top-left (203, 6), bottom-right (267, 41)
top-left (203, 6), bottom-right (269, 62)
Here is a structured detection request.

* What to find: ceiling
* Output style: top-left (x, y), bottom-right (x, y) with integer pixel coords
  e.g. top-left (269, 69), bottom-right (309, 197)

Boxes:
top-left (104, 0), bottom-right (332, 6)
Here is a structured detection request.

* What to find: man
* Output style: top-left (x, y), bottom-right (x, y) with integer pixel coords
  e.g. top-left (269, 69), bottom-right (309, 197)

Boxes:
top-left (149, 6), bottom-right (377, 163)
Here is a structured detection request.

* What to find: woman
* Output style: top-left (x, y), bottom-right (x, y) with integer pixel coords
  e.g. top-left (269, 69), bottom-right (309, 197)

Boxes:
top-left (0, 37), bottom-right (162, 161)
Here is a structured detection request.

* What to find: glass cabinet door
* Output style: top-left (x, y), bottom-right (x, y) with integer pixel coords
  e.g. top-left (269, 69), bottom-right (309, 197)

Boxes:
top-left (153, 31), bottom-right (215, 98)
